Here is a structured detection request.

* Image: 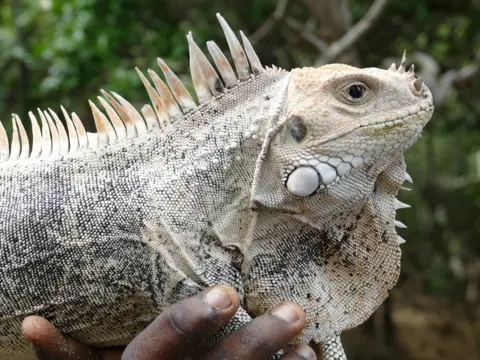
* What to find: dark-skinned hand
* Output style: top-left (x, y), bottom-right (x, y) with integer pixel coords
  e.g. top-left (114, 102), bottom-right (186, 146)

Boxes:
top-left (22, 285), bottom-right (316, 360)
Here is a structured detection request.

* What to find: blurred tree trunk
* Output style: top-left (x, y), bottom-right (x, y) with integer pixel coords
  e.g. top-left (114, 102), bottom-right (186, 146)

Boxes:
top-left (299, 0), bottom-right (360, 66)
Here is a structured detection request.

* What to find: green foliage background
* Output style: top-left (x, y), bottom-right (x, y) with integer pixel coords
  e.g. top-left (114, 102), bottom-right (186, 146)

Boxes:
top-left (0, 0), bottom-right (479, 358)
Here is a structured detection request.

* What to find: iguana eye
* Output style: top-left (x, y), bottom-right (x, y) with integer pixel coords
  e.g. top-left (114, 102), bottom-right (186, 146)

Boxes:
top-left (349, 84), bottom-right (365, 99)
top-left (339, 82), bottom-right (372, 104)
top-left (289, 116), bottom-right (307, 143)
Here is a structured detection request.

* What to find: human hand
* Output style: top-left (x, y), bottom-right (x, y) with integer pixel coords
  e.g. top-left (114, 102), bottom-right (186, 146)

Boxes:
top-left (22, 285), bottom-right (316, 360)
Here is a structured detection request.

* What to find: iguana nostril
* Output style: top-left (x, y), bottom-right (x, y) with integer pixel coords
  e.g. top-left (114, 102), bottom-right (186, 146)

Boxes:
top-left (413, 79), bottom-right (423, 92)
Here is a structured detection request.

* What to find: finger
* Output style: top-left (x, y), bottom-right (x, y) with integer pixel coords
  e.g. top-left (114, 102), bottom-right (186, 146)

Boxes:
top-left (21, 316), bottom-right (123, 360)
top-left (122, 285), bottom-right (240, 360)
top-left (22, 316), bottom-right (100, 360)
top-left (204, 301), bottom-right (307, 360)
top-left (281, 344), bottom-right (317, 360)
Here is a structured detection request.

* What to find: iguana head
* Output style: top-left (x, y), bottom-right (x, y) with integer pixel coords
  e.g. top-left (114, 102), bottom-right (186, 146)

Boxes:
top-left (247, 58), bottom-right (433, 343)
top-left (281, 60), bottom-right (432, 198)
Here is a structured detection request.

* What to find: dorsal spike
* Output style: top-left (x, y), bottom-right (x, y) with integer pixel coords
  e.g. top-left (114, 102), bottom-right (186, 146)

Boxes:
top-left (187, 32), bottom-right (223, 97)
top-left (216, 13), bottom-right (250, 81)
top-left (43, 110), bottom-right (60, 158)
top-left (396, 235), bottom-right (406, 245)
top-left (395, 198), bottom-right (411, 209)
top-left (87, 132), bottom-right (99, 150)
top-left (38, 109), bottom-right (52, 160)
top-left (157, 58), bottom-right (197, 112)
top-left (72, 112), bottom-right (88, 151)
top-left (93, 100), bottom-right (118, 143)
top-left (404, 172), bottom-right (413, 183)
top-left (60, 106), bottom-right (79, 155)
top-left (147, 69), bottom-right (182, 121)
top-left (135, 67), bottom-right (170, 126)
top-left (187, 34), bottom-right (213, 103)
top-left (89, 100), bottom-right (115, 147)
top-left (9, 116), bottom-right (21, 162)
top-left (398, 50), bottom-right (407, 73)
top-left (28, 112), bottom-right (42, 160)
top-left (13, 114), bottom-right (30, 161)
top-left (395, 220), bottom-right (407, 229)
top-left (97, 97), bottom-right (127, 140)
top-left (0, 15), bottom-right (270, 166)
top-left (0, 121), bottom-right (9, 162)
top-left (48, 109), bottom-right (69, 156)
top-left (207, 41), bottom-right (237, 88)
top-left (100, 89), bottom-right (137, 139)
top-left (111, 92), bottom-right (148, 135)
top-left (388, 63), bottom-right (396, 71)
top-left (240, 31), bottom-right (264, 75)
top-left (407, 64), bottom-right (415, 76)
top-left (141, 105), bottom-right (161, 131)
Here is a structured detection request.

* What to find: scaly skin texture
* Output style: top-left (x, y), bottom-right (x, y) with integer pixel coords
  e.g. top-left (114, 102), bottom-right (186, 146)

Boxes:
top-left (0, 16), bottom-right (433, 360)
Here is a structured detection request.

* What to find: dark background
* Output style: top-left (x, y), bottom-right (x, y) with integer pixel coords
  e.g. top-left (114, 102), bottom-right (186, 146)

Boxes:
top-left (1, 0), bottom-right (479, 358)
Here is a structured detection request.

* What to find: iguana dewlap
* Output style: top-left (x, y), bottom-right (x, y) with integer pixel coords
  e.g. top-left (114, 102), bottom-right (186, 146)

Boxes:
top-left (0, 14), bottom-right (433, 360)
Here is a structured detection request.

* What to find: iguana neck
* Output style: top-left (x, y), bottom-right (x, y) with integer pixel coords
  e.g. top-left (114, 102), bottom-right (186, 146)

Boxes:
top-left (139, 70), bottom-right (291, 254)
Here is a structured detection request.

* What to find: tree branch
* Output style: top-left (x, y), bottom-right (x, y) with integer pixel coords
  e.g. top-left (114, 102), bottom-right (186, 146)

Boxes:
top-left (435, 62), bottom-right (479, 105)
top-left (320, 0), bottom-right (391, 64)
top-left (250, 0), bottom-right (290, 45)
top-left (284, 17), bottom-right (329, 54)
top-left (285, 0), bottom-right (391, 64)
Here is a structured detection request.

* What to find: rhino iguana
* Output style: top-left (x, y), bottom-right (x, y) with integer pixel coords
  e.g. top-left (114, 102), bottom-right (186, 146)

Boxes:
top-left (0, 14), bottom-right (433, 360)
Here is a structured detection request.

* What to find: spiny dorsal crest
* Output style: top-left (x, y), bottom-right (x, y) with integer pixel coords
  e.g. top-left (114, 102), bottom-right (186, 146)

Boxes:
top-left (0, 13), bottom-right (269, 165)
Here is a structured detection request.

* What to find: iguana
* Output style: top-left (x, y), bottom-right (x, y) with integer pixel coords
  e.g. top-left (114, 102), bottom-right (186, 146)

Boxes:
top-left (0, 14), bottom-right (433, 360)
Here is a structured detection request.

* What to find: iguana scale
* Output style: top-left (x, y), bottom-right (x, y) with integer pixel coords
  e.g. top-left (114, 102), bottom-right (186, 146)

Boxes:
top-left (0, 14), bottom-right (434, 359)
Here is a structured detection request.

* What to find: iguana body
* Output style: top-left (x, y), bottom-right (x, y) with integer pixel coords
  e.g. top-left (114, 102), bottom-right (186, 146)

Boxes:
top-left (0, 14), bottom-right (433, 359)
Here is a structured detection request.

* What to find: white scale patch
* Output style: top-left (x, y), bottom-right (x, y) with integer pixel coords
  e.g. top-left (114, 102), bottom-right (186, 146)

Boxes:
top-left (286, 166), bottom-right (320, 197)
top-left (286, 152), bottom-right (371, 197)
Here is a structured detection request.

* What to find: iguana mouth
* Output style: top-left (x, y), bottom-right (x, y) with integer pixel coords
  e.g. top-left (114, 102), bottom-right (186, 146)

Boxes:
top-left (310, 101), bottom-right (434, 148)
top-left (358, 102), bottom-right (434, 129)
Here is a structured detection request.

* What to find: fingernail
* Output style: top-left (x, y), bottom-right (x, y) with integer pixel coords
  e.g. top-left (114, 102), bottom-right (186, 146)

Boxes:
top-left (293, 344), bottom-right (316, 360)
top-left (205, 286), bottom-right (233, 310)
top-left (272, 303), bottom-right (300, 323)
